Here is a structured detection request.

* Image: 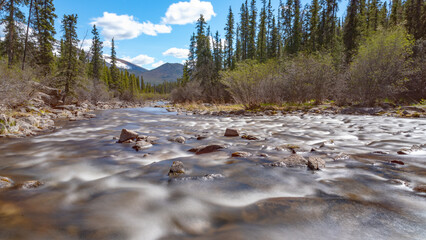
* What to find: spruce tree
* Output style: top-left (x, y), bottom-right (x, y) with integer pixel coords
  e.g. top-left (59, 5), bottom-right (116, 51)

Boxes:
top-left (288, 0), bottom-right (302, 54)
top-left (224, 6), bottom-right (234, 69)
top-left (390, 0), bottom-right (403, 26)
top-left (59, 14), bottom-right (79, 102)
top-left (194, 15), bottom-right (214, 97)
top-left (344, 0), bottom-right (360, 63)
top-left (248, 0), bottom-right (257, 59)
top-left (308, 0), bottom-right (321, 52)
top-left (90, 25), bottom-right (103, 81)
top-left (110, 38), bottom-right (119, 90)
top-left (239, 1), bottom-right (249, 60)
top-left (257, 0), bottom-right (267, 62)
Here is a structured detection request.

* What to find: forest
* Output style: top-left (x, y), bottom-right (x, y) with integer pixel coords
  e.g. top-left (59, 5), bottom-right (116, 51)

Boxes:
top-left (0, 0), bottom-right (175, 109)
top-left (173, 0), bottom-right (426, 108)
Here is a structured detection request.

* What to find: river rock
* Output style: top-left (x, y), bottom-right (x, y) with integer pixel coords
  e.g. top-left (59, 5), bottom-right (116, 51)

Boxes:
top-left (276, 144), bottom-right (300, 153)
top-left (170, 136), bottom-right (186, 144)
top-left (118, 129), bottom-right (138, 143)
top-left (413, 185), bottom-right (426, 193)
top-left (391, 160), bottom-right (405, 165)
top-left (269, 154), bottom-right (308, 167)
top-left (0, 176), bottom-right (14, 189)
top-left (189, 145), bottom-right (225, 155)
top-left (232, 151), bottom-right (252, 158)
top-left (16, 180), bottom-right (44, 190)
top-left (224, 128), bottom-right (239, 137)
top-left (168, 161), bottom-right (185, 176)
top-left (307, 156), bottom-right (326, 170)
top-left (241, 135), bottom-right (259, 140)
top-left (132, 141), bottom-right (153, 151)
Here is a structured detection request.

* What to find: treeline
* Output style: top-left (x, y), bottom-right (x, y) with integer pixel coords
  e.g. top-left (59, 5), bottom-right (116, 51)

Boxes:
top-left (173, 0), bottom-right (426, 108)
top-left (0, 0), bottom-right (173, 107)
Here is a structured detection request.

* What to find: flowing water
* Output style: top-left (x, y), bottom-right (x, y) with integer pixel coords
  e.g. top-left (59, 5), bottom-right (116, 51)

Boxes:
top-left (0, 106), bottom-right (425, 240)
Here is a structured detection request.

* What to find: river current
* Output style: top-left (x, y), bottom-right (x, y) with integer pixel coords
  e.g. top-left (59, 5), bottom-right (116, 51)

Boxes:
top-left (0, 106), bottom-right (425, 240)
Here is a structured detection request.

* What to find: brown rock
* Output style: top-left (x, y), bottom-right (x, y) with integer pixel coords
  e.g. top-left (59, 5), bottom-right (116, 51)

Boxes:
top-left (189, 145), bottom-right (225, 155)
top-left (413, 185), bottom-right (426, 193)
top-left (269, 154), bottom-right (308, 167)
top-left (391, 160), bottom-right (405, 165)
top-left (232, 152), bottom-right (252, 158)
top-left (168, 161), bottom-right (185, 177)
top-left (132, 141), bottom-right (153, 151)
top-left (170, 136), bottom-right (186, 144)
top-left (224, 128), bottom-right (239, 137)
top-left (118, 129), bottom-right (138, 143)
top-left (307, 156), bottom-right (326, 170)
top-left (241, 135), bottom-right (259, 140)
top-left (15, 180), bottom-right (44, 190)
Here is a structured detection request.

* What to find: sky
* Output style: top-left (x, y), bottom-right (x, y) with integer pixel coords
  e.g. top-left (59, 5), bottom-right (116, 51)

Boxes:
top-left (2, 0), bottom-right (349, 70)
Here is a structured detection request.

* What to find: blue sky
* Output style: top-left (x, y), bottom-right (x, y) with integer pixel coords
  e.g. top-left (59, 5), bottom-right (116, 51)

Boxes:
top-left (52, 0), bottom-right (349, 70)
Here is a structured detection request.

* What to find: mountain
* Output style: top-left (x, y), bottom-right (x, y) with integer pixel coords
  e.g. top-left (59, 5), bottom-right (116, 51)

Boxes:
top-left (104, 56), bottom-right (183, 85)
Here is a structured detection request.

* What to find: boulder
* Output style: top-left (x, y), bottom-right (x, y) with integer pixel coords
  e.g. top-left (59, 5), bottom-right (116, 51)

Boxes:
top-left (231, 151), bottom-right (252, 158)
top-left (168, 161), bottom-right (185, 177)
top-left (189, 144), bottom-right (225, 155)
top-left (132, 141), bottom-right (153, 151)
top-left (224, 128), bottom-right (239, 137)
top-left (0, 176), bottom-right (14, 189)
top-left (118, 129), bottom-right (138, 143)
top-left (307, 156), bottom-right (326, 170)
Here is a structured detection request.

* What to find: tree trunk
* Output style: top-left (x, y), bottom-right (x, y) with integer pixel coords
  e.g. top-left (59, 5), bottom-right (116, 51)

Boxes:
top-left (8, 0), bottom-right (15, 68)
top-left (22, 0), bottom-right (33, 71)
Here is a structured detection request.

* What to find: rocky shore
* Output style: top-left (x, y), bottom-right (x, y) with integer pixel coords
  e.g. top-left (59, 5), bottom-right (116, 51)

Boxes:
top-left (0, 82), bottom-right (144, 138)
top-left (165, 103), bottom-right (426, 118)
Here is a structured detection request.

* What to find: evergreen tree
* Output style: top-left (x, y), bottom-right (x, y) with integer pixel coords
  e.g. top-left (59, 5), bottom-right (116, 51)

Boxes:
top-left (257, 0), bottom-right (267, 62)
top-left (239, 1), bottom-right (249, 60)
top-left (248, 0), bottom-right (257, 59)
top-left (31, 0), bottom-right (57, 74)
top-left (59, 14), bottom-right (79, 102)
top-left (110, 38), bottom-right (120, 90)
top-left (344, 0), bottom-right (360, 62)
top-left (224, 6), bottom-right (234, 69)
top-left (22, 0), bottom-right (33, 71)
top-left (213, 31), bottom-right (223, 72)
top-left (90, 25), bottom-right (103, 80)
top-left (379, 1), bottom-right (389, 29)
top-left (235, 25), bottom-right (242, 62)
top-left (268, 16), bottom-right (280, 58)
top-left (288, 0), bottom-right (302, 54)
top-left (1, 0), bottom-right (26, 67)
top-left (282, 0), bottom-right (293, 49)
top-left (308, 0), bottom-right (321, 52)
top-left (390, 0), bottom-right (403, 26)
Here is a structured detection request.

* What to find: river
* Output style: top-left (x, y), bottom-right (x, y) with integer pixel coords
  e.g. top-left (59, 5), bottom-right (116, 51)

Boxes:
top-left (0, 106), bottom-right (425, 240)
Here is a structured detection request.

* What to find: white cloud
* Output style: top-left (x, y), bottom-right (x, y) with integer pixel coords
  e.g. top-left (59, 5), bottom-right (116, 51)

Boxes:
top-left (163, 47), bottom-right (189, 59)
top-left (91, 12), bottom-right (172, 40)
top-left (78, 39), bottom-right (92, 52)
top-left (122, 54), bottom-right (155, 67)
top-left (162, 0), bottom-right (216, 25)
top-left (152, 60), bottom-right (165, 68)
top-left (103, 40), bottom-right (112, 48)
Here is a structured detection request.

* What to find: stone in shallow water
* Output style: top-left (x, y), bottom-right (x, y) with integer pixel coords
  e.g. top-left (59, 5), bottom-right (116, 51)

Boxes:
top-left (413, 185), bottom-right (426, 193)
top-left (189, 145), bottom-right (225, 155)
top-left (224, 128), bottom-right (239, 137)
top-left (132, 141), bottom-right (153, 151)
top-left (232, 152), bottom-right (252, 158)
top-left (269, 154), bottom-right (308, 167)
top-left (0, 176), bottom-right (14, 189)
top-left (170, 136), bottom-right (186, 144)
top-left (168, 161), bottom-right (185, 177)
top-left (308, 156), bottom-right (326, 170)
top-left (241, 135), bottom-right (259, 140)
top-left (16, 180), bottom-right (44, 190)
top-left (118, 129), bottom-right (138, 143)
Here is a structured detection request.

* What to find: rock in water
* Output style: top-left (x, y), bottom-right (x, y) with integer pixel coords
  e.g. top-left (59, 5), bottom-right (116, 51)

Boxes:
top-left (189, 145), bottom-right (225, 155)
top-left (0, 176), bottom-right (14, 189)
top-left (168, 161), bottom-right (185, 177)
top-left (118, 129), bottom-right (138, 143)
top-left (307, 156), bottom-right (326, 170)
top-left (269, 154), bottom-right (308, 167)
top-left (16, 180), bottom-right (44, 190)
top-left (232, 152), bottom-right (252, 158)
top-left (170, 136), bottom-right (186, 144)
top-left (224, 128), bottom-right (239, 137)
top-left (241, 135), bottom-right (259, 140)
top-left (132, 141), bottom-right (153, 151)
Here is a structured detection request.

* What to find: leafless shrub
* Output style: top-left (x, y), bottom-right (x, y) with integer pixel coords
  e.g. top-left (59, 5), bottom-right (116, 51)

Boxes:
top-left (171, 81), bottom-right (204, 103)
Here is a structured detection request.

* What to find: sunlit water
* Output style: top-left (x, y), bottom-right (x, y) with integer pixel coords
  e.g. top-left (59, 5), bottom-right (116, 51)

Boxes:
top-left (0, 107), bottom-right (425, 240)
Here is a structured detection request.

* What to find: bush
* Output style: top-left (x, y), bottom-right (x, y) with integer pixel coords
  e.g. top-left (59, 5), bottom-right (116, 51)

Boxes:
top-left (403, 39), bottom-right (426, 102)
top-left (171, 81), bottom-right (204, 103)
top-left (348, 27), bottom-right (413, 106)
top-left (221, 60), bottom-right (280, 109)
top-left (280, 54), bottom-right (336, 104)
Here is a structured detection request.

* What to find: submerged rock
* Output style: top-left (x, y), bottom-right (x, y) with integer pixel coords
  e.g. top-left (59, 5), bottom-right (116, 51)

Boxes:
top-left (132, 141), bottom-right (153, 151)
top-left (0, 176), bottom-right (14, 188)
top-left (231, 151), bottom-right (252, 158)
top-left (307, 156), bottom-right (326, 170)
top-left (390, 160), bottom-right (405, 165)
top-left (189, 145), bottom-right (225, 155)
top-left (168, 161), bottom-right (185, 177)
top-left (170, 136), bottom-right (186, 144)
top-left (413, 185), bottom-right (426, 193)
top-left (118, 129), bottom-right (138, 143)
top-left (224, 128), bottom-right (239, 137)
top-left (15, 180), bottom-right (44, 190)
top-left (241, 135), bottom-right (259, 140)
top-left (275, 144), bottom-right (300, 153)
top-left (269, 154), bottom-right (308, 167)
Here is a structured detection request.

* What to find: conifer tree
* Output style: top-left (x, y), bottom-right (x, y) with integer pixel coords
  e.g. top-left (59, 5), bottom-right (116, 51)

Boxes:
top-left (344, 0), bottom-right (360, 63)
top-left (1, 0), bottom-right (26, 67)
top-left (213, 31), bottom-right (223, 72)
top-left (90, 25), bottom-right (103, 80)
top-left (31, 0), bottom-right (57, 74)
top-left (268, 16), bottom-right (280, 59)
top-left (224, 6), bottom-right (234, 69)
top-left (110, 38), bottom-right (120, 90)
top-left (59, 14), bottom-right (79, 102)
top-left (194, 15), bottom-right (214, 96)
top-left (239, 1), bottom-right (249, 60)
top-left (248, 0), bottom-right (257, 59)
top-left (257, 0), bottom-right (267, 62)
top-left (235, 25), bottom-right (242, 62)
top-left (288, 0), bottom-right (302, 54)
top-left (308, 0), bottom-right (321, 52)
top-left (390, 0), bottom-right (403, 26)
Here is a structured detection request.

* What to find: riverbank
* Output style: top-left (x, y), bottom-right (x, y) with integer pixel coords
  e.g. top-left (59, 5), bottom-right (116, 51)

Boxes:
top-left (166, 102), bottom-right (426, 118)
